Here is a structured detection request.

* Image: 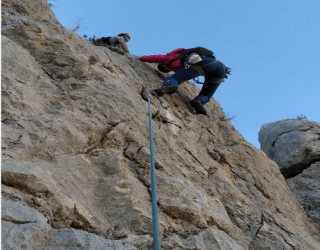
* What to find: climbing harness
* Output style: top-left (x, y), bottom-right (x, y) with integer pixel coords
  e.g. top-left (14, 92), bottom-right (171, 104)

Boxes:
top-left (192, 62), bottom-right (232, 84)
top-left (136, 58), bottom-right (161, 250)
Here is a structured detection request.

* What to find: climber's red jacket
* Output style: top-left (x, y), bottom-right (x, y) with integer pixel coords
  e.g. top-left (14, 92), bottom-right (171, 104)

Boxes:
top-left (140, 48), bottom-right (184, 72)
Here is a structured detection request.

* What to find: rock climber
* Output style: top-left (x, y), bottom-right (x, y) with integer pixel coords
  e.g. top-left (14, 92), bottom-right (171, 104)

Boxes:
top-left (139, 47), bottom-right (231, 115)
top-left (93, 33), bottom-right (132, 55)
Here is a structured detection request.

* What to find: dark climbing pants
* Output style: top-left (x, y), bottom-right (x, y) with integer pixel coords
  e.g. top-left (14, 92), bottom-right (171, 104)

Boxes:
top-left (162, 57), bottom-right (226, 104)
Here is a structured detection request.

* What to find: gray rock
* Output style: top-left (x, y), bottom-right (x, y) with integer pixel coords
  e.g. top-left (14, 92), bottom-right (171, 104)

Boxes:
top-left (2, 0), bottom-right (320, 249)
top-left (1, 221), bottom-right (136, 250)
top-left (259, 119), bottom-right (320, 177)
top-left (287, 162), bottom-right (320, 228)
top-left (162, 227), bottom-right (245, 250)
top-left (1, 220), bottom-right (51, 250)
top-left (2, 197), bottom-right (48, 224)
top-left (259, 119), bottom-right (320, 228)
top-left (38, 229), bottom-right (137, 250)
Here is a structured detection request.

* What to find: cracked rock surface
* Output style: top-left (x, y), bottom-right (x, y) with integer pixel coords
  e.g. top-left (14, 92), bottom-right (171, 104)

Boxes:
top-left (259, 119), bottom-right (320, 229)
top-left (259, 119), bottom-right (320, 177)
top-left (2, 0), bottom-right (320, 249)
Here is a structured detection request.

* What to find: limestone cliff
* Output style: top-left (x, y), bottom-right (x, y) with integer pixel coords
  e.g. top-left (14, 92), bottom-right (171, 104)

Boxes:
top-left (259, 119), bottom-right (320, 230)
top-left (2, 0), bottom-right (320, 249)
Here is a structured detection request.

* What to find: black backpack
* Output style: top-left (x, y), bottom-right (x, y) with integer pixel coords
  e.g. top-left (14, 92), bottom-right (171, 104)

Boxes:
top-left (160, 47), bottom-right (215, 72)
top-left (177, 47), bottom-right (214, 57)
top-left (177, 47), bottom-right (215, 65)
top-left (98, 36), bottom-right (112, 45)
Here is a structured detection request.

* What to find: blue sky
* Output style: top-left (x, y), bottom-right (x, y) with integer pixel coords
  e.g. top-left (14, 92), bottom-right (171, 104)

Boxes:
top-left (50, 0), bottom-right (320, 148)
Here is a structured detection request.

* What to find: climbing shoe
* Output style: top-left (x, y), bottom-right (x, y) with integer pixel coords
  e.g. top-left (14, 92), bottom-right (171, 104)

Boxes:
top-left (191, 99), bottom-right (207, 115)
top-left (154, 85), bottom-right (178, 97)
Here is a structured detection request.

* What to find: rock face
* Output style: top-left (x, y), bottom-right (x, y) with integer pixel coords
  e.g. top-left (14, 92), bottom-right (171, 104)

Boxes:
top-left (259, 119), bottom-right (320, 177)
top-left (287, 162), bottom-right (320, 228)
top-left (259, 119), bottom-right (320, 229)
top-left (2, 0), bottom-right (320, 249)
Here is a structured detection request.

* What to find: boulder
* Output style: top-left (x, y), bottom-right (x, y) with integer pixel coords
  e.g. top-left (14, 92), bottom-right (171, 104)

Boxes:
top-left (259, 119), bottom-right (320, 177)
top-left (259, 119), bottom-right (320, 228)
top-left (287, 162), bottom-right (320, 228)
